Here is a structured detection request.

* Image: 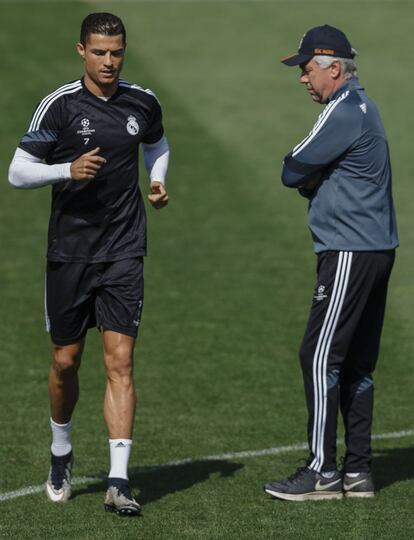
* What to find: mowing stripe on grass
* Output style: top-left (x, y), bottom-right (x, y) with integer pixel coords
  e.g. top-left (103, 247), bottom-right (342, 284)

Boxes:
top-left (1, 428), bottom-right (413, 503)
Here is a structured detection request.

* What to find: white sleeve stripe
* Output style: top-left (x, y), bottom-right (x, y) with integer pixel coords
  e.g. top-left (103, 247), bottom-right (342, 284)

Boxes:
top-left (292, 91), bottom-right (349, 158)
top-left (294, 90), bottom-right (350, 152)
top-left (30, 85), bottom-right (82, 132)
top-left (118, 80), bottom-right (160, 104)
top-left (29, 81), bottom-right (81, 131)
top-left (29, 81), bottom-right (82, 132)
top-left (29, 80), bottom-right (81, 131)
top-left (293, 100), bottom-right (336, 153)
top-left (29, 81), bottom-right (79, 131)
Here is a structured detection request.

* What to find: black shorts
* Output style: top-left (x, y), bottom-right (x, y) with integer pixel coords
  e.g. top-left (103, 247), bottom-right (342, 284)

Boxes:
top-left (45, 257), bottom-right (144, 345)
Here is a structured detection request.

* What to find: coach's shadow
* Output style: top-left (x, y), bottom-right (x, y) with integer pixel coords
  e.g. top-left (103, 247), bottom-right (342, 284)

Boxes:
top-left (372, 445), bottom-right (414, 491)
top-left (73, 459), bottom-right (243, 503)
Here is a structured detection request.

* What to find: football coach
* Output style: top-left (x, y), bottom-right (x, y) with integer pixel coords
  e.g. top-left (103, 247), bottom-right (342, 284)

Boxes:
top-left (264, 25), bottom-right (398, 501)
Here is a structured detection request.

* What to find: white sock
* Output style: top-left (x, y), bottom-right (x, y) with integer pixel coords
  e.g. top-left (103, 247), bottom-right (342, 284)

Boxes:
top-left (50, 418), bottom-right (72, 456)
top-left (321, 470), bottom-right (337, 479)
top-left (108, 439), bottom-right (132, 480)
top-left (346, 472), bottom-right (361, 477)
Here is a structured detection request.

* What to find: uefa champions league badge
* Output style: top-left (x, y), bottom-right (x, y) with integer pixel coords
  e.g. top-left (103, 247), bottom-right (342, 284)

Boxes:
top-left (126, 115), bottom-right (139, 136)
top-left (77, 118), bottom-right (95, 136)
top-left (77, 118), bottom-right (96, 145)
top-left (314, 284), bottom-right (328, 301)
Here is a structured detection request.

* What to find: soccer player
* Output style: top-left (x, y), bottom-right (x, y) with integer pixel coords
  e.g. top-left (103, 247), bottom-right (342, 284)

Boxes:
top-left (264, 25), bottom-right (398, 501)
top-left (8, 12), bottom-right (170, 516)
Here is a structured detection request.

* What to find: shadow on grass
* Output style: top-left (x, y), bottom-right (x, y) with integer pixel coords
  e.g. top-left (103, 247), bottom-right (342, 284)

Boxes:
top-left (72, 459), bottom-right (244, 504)
top-left (372, 446), bottom-right (414, 491)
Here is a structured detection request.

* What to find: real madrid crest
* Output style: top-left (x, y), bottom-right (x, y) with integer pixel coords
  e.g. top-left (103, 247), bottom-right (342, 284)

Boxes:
top-left (126, 115), bottom-right (139, 136)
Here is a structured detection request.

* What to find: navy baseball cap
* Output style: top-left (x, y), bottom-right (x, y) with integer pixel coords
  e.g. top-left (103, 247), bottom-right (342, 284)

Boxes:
top-left (281, 25), bottom-right (354, 66)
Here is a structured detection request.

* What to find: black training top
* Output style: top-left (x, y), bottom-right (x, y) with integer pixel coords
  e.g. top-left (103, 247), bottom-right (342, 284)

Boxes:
top-left (18, 77), bottom-right (164, 262)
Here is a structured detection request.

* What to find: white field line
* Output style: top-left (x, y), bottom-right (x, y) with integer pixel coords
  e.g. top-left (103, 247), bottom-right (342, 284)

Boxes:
top-left (0, 428), bottom-right (413, 503)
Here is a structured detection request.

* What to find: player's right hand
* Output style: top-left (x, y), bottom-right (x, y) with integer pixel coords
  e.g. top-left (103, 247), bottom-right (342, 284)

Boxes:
top-left (70, 147), bottom-right (106, 181)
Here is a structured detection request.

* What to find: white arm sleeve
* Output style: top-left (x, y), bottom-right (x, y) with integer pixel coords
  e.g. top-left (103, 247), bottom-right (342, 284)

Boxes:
top-left (8, 148), bottom-right (72, 189)
top-left (142, 135), bottom-right (169, 185)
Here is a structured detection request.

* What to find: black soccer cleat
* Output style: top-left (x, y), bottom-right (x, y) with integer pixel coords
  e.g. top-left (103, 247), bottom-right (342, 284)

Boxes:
top-left (264, 465), bottom-right (343, 501)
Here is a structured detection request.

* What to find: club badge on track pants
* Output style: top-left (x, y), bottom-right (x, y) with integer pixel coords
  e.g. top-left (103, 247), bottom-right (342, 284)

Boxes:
top-left (299, 250), bottom-right (395, 473)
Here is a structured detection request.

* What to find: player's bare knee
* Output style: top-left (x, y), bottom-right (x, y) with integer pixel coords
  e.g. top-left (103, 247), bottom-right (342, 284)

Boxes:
top-left (104, 349), bottom-right (134, 383)
top-left (52, 345), bottom-right (82, 378)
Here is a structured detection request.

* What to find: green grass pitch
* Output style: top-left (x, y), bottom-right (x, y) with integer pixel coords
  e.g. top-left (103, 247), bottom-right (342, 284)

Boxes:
top-left (0, 1), bottom-right (413, 538)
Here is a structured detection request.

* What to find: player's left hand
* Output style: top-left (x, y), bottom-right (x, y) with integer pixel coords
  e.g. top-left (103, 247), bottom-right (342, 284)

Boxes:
top-left (148, 181), bottom-right (169, 209)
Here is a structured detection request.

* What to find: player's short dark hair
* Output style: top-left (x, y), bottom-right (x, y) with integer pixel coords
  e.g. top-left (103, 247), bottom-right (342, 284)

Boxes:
top-left (80, 12), bottom-right (126, 45)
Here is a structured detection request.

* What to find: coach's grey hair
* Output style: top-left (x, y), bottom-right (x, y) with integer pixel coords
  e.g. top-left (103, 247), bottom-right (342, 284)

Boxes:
top-left (314, 48), bottom-right (358, 79)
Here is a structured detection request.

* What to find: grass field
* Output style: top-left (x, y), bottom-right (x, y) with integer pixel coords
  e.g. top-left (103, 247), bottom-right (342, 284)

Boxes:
top-left (0, 1), bottom-right (413, 538)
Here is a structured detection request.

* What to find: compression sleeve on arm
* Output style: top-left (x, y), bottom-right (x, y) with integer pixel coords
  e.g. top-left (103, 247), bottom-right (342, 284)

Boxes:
top-left (142, 135), bottom-right (169, 184)
top-left (8, 148), bottom-right (72, 189)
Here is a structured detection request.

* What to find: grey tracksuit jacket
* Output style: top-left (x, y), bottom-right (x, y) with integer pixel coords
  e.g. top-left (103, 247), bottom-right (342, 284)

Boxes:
top-left (282, 78), bottom-right (398, 253)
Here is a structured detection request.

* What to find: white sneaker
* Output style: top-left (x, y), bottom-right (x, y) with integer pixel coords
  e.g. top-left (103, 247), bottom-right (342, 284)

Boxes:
top-left (45, 451), bottom-right (73, 502)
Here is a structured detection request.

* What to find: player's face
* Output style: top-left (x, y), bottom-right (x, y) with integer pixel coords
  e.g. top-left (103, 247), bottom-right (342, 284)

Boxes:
top-left (299, 59), bottom-right (338, 104)
top-left (77, 33), bottom-right (125, 94)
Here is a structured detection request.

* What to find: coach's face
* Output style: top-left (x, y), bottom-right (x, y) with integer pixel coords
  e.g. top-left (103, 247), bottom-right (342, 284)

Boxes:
top-left (77, 33), bottom-right (125, 93)
top-left (299, 58), bottom-right (340, 104)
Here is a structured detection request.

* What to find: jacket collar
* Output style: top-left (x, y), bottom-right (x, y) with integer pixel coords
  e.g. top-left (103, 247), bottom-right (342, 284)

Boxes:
top-left (328, 78), bottom-right (364, 102)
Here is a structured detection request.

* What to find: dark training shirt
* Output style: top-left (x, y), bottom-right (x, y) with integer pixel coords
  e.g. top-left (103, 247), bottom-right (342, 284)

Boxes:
top-left (19, 78), bottom-right (164, 263)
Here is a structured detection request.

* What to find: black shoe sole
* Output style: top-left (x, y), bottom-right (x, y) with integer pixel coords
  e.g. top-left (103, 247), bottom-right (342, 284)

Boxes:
top-left (104, 503), bottom-right (141, 516)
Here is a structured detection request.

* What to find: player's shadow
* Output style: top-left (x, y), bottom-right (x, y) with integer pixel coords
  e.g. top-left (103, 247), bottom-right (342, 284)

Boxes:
top-left (133, 459), bottom-right (243, 504)
top-left (372, 446), bottom-right (414, 490)
top-left (72, 459), bottom-right (243, 503)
